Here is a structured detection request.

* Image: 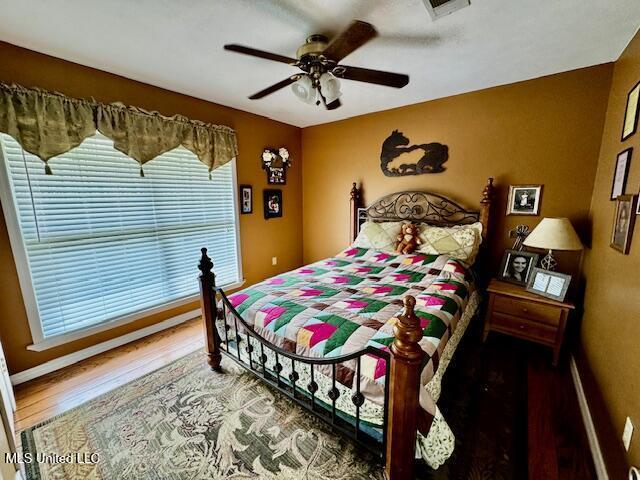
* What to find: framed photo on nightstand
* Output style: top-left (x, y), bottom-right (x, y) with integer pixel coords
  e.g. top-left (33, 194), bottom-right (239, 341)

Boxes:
top-left (526, 268), bottom-right (571, 302)
top-left (498, 249), bottom-right (539, 286)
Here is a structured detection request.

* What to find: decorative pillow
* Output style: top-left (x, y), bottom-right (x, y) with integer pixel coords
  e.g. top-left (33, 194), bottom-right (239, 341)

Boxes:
top-left (416, 222), bottom-right (484, 264)
top-left (353, 221), bottom-right (404, 253)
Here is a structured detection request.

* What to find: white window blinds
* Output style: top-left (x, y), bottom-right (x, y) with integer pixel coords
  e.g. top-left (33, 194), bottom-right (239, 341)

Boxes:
top-left (0, 132), bottom-right (241, 340)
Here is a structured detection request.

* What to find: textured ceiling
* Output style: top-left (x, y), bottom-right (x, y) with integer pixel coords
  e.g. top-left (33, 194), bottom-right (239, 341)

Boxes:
top-left (1, 0), bottom-right (639, 127)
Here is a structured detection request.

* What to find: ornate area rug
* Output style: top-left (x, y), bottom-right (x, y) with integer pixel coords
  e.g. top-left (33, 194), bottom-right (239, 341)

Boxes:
top-left (21, 353), bottom-right (383, 479)
top-left (21, 319), bottom-right (526, 480)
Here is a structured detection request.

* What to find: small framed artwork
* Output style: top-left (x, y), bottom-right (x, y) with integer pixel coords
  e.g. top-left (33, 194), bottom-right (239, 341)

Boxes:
top-left (263, 189), bottom-right (283, 219)
top-left (526, 267), bottom-right (571, 302)
top-left (240, 185), bottom-right (252, 214)
top-left (498, 249), bottom-right (539, 286)
top-left (611, 148), bottom-right (632, 200)
top-left (610, 194), bottom-right (638, 254)
top-left (506, 185), bottom-right (543, 216)
top-left (621, 80), bottom-right (640, 141)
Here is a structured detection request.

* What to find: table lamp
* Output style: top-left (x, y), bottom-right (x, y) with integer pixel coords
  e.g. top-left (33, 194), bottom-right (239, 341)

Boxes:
top-left (523, 217), bottom-right (583, 271)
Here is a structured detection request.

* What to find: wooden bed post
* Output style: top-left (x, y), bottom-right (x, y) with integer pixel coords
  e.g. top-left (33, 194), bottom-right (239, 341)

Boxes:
top-left (198, 248), bottom-right (222, 372)
top-left (385, 296), bottom-right (425, 480)
top-left (349, 182), bottom-right (362, 243)
top-left (479, 177), bottom-right (494, 240)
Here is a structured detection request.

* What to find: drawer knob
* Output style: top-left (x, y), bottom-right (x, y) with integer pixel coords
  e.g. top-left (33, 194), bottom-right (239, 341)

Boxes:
top-left (519, 325), bottom-right (525, 329)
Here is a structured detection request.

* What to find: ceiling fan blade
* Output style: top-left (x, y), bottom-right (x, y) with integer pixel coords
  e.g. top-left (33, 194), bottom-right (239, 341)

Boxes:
top-left (224, 44), bottom-right (298, 65)
top-left (335, 65), bottom-right (409, 88)
top-left (322, 20), bottom-right (377, 62)
top-left (248, 76), bottom-right (299, 100)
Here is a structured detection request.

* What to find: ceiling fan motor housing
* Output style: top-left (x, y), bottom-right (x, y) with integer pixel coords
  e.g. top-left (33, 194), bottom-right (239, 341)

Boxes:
top-left (296, 34), bottom-right (329, 59)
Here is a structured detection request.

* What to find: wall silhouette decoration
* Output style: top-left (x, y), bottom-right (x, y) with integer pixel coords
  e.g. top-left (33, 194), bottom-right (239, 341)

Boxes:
top-left (380, 130), bottom-right (448, 176)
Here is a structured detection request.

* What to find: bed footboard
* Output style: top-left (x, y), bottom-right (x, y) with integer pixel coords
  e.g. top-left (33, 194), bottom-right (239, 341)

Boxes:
top-left (198, 248), bottom-right (427, 480)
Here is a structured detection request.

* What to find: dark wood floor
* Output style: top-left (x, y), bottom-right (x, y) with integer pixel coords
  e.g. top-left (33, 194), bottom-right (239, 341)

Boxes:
top-left (14, 318), bottom-right (595, 479)
top-left (526, 344), bottom-right (596, 480)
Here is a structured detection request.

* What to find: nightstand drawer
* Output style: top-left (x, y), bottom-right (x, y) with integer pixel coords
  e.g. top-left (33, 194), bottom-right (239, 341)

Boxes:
top-left (491, 312), bottom-right (557, 344)
top-left (493, 296), bottom-right (561, 326)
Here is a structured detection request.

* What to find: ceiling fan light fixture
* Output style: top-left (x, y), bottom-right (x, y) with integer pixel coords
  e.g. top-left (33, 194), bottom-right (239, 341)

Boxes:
top-left (291, 75), bottom-right (317, 105)
top-left (319, 73), bottom-right (342, 104)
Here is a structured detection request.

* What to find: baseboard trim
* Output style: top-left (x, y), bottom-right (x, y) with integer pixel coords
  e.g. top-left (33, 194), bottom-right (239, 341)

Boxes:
top-left (570, 354), bottom-right (609, 480)
top-left (10, 309), bottom-right (201, 385)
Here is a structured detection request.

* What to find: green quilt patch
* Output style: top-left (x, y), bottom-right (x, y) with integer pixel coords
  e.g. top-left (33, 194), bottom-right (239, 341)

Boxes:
top-left (417, 312), bottom-right (448, 339)
top-left (270, 301), bottom-right (307, 332)
top-left (235, 290), bottom-right (267, 314)
top-left (398, 269), bottom-right (426, 283)
top-left (316, 314), bottom-right (361, 355)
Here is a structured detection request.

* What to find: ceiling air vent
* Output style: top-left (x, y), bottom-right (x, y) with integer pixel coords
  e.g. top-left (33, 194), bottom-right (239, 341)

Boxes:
top-left (422, 0), bottom-right (470, 20)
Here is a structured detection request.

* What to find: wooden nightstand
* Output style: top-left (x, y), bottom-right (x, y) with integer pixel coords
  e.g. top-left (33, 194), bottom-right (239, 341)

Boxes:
top-left (482, 279), bottom-right (575, 366)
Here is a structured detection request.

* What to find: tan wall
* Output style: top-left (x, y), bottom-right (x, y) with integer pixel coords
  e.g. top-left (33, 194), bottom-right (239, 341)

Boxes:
top-left (302, 65), bottom-right (613, 283)
top-left (582, 30), bottom-right (640, 468)
top-left (0, 42), bottom-right (302, 374)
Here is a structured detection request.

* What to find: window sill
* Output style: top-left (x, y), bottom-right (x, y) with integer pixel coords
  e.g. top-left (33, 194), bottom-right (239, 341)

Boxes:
top-left (27, 279), bottom-right (246, 352)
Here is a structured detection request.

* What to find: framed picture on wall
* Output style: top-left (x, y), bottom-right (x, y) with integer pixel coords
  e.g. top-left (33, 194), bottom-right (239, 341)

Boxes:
top-left (622, 80), bottom-right (640, 141)
top-left (263, 189), bottom-right (283, 219)
top-left (611, 148), bottom-right (632, 200)
top-left (610, 194), bottom-right (637, 254)
top-left (506, 185), bottom-right (543, 216)
top-left (240, 185), bottom-right (252, 214)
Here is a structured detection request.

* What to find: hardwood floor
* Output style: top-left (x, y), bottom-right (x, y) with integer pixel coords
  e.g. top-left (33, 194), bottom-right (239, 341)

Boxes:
top-left (14, 318), bottom-right (596, 479)
top-left (13, 318), bottom-right (203, 432)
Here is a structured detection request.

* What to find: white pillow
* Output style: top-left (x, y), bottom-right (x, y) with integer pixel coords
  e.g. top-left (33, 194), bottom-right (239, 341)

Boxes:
top-left (415, 222), bottom-right (483, 264)
top-left (353, 221), bottom-right (404, 253)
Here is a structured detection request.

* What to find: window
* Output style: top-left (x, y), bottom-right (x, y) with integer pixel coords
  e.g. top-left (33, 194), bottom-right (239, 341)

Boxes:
top-left (0, 132), bottom-right (242, 346)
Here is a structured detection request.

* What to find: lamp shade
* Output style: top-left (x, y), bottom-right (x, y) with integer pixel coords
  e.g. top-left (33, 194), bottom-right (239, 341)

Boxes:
top-left (523, 217), bottom-right (583, 251)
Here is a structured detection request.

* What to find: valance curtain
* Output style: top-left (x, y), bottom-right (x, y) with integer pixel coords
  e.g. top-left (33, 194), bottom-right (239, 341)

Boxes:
top-left (0, 83), bottom-right (238, 175)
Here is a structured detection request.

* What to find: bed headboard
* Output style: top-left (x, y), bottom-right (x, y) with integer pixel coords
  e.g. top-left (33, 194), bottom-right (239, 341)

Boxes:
top-left (349, 178), bottom-right (494, 243)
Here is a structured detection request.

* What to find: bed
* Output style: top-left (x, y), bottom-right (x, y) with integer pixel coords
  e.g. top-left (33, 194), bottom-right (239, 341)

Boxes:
top-left (198, 178), bottom-right (494, 480)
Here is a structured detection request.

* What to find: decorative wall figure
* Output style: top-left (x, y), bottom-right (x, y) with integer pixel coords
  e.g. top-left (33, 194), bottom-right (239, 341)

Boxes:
top-left (262, 147), bottom-right (291, 184)
top-left (379, 130), bottom-right (448, 176)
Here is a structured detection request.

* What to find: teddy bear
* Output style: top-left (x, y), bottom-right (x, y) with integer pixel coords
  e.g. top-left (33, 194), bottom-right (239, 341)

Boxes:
top-left (395, 223), bottom-right (422, 254)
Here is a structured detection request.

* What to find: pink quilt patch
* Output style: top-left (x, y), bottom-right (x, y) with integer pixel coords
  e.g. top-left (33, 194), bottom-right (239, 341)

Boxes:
top-left (297, 288), bottom-right (323, 297)
top-left (373, 252), bottom-right (391, 262)
top-left (229, 293), bottom-right (249, 307)
top-left (298, 268), bottom-right (315, 275)
top-left (342, 248), bottom-right (359, 257)
top-left (369, 352), bottom-right (389, 380)
top-left (265, 277), bottom-right (285, 285)
top-left (366, 285), bottom-right (392, 295)
top-left (391, 273), bottom-right (411, 282)
top-left (417, 295), bottom-right (447, 307)
top-left (403, 255), bottom-right (427, 265)
top-left (353, 267), bottom-right (371, 273)
top-left (329, 276), bottom-right (349, 284)
top-left (259, 305), bottom-right (287, 326)
top-left (301, 323), bottom-right (338, 347)
top-left (434, 282), bottom-right (457, 291)
top-left (344, 299), bottom-right (368, 309)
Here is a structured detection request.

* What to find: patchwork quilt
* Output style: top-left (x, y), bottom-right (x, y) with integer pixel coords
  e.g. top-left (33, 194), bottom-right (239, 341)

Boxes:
top-left (223, 246), bottom-right (474, 408)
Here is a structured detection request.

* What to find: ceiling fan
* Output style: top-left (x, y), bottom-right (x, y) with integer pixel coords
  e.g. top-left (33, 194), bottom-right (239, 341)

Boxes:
top-left (224, 20), bottom-right (410, 110)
